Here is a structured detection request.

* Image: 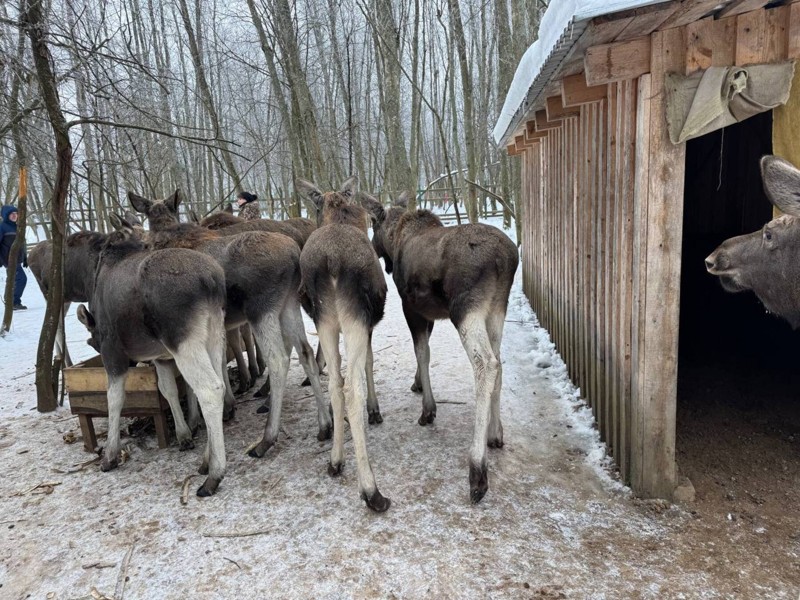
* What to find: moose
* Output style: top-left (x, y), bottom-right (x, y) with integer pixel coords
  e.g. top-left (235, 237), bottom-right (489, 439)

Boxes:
top-left (128, 190), bottom-right (333, 448)
top-left (291, 176), bottom-right (390, 512)
top-left (72, 220), bottom-right (228, 496)
top-left (706, 155), bottom-right (800, 329)
top-left (363, 193), bottom-right (519, 504)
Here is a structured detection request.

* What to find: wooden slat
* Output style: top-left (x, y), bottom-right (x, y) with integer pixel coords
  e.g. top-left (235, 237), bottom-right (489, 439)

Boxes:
top-left (718, 0), bottom-right (771, 19)
top-left (562, 73), bottom-right (608, 107)
top-left (659, 0), bottom-right (729, 30)
top-left (64, 365), bottom-right (158, 394)
top-left (546, 95), bottom-right (581, 120)
top-left (584, 37), bottom-right (652, 86)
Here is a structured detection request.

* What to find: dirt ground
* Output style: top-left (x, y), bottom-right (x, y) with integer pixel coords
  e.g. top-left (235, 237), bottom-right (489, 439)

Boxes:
top-left (1, 258), bottom-right (799, 598)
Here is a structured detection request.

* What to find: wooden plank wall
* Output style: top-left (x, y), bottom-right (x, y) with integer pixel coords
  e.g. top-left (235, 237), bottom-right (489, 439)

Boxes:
top-left (514, 4), bottom-right (799, 496)
top-left (519, 83), bottom-right (639, 485)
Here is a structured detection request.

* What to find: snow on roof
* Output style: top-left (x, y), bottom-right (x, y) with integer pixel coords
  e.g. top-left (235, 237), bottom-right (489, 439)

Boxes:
top-left (493, 0), bottom-right (671, 146)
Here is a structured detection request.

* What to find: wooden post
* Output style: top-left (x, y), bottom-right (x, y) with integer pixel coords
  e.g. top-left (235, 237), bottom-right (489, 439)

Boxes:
top-left (630, 27), bottom-right (685, 499)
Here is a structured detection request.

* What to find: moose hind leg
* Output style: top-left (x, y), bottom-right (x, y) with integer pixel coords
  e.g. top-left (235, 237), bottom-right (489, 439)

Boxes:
top-left (342, 324), bottom-right (389, 512)
top-left (101, 370), bottom-right (129, 472)
top-left (228, 329), bottom-right (251, 393)
top-left (458, 312), bottom-right (500, 504)
top-left (365, 331), bottom-right (382, 424)
top-left (317, 320), bottom-right (345, 476)
top-left (249, 314), bottom-right (289, 458)
top-left (241, 323), bottom-right (261, 381)
top-left (282, 302), bottom-right (331, 440)
top-left (404, 304), bottom-right (436, 425)
top-left (154, 360), bottom-right (194, 449)
top-left (486, 311), bottom-right (506, 449)
top-left (410, 320), bottom-right (433, 394)
top-left (174, 347), bottom-right (226, 497)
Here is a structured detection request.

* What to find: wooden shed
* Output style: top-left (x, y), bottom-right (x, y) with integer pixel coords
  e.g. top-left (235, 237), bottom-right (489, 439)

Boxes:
top-left (494, 0), bottom-right (800, 499)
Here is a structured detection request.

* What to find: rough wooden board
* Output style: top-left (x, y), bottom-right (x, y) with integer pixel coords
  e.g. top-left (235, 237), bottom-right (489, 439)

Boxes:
top-left (632, 28), bottom-right (684, 500)
top-left (562, 73), bottom-right (608, 106)
top-left (659, 0), bottom-right (732, 30)
top-left (545, 95), bottom-right (581, 120)
top-left (584, 37), bottom-right (652, 86)
top-left (718, 0), bottom-right (772, 18)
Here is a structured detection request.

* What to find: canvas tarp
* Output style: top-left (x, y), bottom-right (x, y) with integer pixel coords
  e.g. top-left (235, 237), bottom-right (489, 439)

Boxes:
top-left (666, 61), bottom-right (796, 145)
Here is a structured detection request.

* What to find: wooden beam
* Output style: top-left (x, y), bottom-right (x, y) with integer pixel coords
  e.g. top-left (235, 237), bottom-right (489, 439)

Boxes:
top-left (718, 0), bottom-right (771, 19)
top-left (545, 95), bottom-right (581, 120)
top-left (658, 0), bottom-right (729, 30)
top-left (584, 37), bottom-right (652, 86)
top-left (506, 143), bottom-right (519, 156)
top-left (525, 128), bottom-right (548, 143)
top-left (534, 110), bottom-right (562, 131)
top-left (514, 135), bottom-right (526, 153)
top-left (562, 73), bottom-right (608, 106)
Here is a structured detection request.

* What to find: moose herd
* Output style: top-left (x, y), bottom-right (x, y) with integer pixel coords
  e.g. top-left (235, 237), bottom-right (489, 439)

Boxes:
top-left (28, 176), bottom-right (518, 511)
top-left (27, 152), bottom-right (798, 511)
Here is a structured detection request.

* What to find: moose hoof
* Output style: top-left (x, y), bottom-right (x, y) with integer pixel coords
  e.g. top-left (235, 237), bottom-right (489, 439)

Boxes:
top-left (469, 461), bottom-right (489, 504)
top-left (328, 461), bottom-right (344, 477)
top-left (488, 438), bottom-right (504, 449)
top-left (223, 405), bottom-right (236, 422)
top-left (236, 384), bottom-right (250, 395)
top-left (254, 382), bottom-right (270, 398)
top-left (418, 409), bottom-right (436, 426)
top-left (368, 410), bottom-right (384, 425)
top-left (196, 477), bottom-right (220, 497)
top-left (362, 489), bottom-right (391, 513)
top-left (317, 424), bottom-right (333, 441)
top-left (100, 456), bottom-right (119, 472)
top-left (179, 438), bottom-right (195, 451)
top-left (248, 440), bottom-right (273, 458)
top-left (256, 401), bottom-right (271, 414)
top-left (410, 381), bottom-right (422, 394)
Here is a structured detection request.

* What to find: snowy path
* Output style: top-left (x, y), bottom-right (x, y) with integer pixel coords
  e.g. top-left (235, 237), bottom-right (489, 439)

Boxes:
top-left (0, 221), bottom-right (796, 598)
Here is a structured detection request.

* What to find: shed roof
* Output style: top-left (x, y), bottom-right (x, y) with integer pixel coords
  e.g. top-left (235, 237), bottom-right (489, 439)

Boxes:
top-left (493, 0), bottom-right (672, 146)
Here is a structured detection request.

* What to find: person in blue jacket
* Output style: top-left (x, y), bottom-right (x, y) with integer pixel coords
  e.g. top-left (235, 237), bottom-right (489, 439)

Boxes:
top-left (0, 205), bottom-right (27, 310)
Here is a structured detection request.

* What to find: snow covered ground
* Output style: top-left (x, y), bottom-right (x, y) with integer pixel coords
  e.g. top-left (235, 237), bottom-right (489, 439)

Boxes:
top-left (0, 218), bottom-right (796, 598)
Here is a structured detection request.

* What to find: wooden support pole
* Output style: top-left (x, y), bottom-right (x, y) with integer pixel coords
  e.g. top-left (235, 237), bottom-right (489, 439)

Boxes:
top-left (630, 27), bottom-right (684, 500)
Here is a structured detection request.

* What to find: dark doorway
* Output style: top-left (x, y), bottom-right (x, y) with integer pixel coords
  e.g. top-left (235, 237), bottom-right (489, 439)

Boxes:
top-left (677, 110), bottom-right (800, 518)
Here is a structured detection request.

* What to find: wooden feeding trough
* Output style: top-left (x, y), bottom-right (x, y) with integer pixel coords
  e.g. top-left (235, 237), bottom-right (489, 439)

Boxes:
top-left (64, 356), bottom-right (173, 452)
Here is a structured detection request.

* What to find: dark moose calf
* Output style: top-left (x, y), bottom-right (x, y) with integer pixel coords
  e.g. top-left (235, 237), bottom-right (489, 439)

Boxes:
top-left (363, 193), bottom-right (519, 504)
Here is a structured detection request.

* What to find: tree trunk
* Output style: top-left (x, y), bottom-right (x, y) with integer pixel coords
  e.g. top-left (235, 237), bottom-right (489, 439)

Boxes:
top-left (176, 0), bottom-right (242, 194)
top-left (448, 0), bottom-right (478, 223)
top-left (23, 0), bottom-right (71, 412)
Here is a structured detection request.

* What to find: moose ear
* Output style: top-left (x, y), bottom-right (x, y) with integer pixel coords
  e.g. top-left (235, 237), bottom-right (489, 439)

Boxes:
top-left (223, 203), bottom-right (234, 214)
top-left (76, 304), bottom-right (96, 331)
top-left (296, 178), bottom-right (324, 208)
top-left (394, 191), bottom-right (411, 209)
top-left (360, 193), bottom-right (385, 226)
top-left (123, 210), bottom-right (142, 228)
top-left (165, 189), bottom-right (181, 214)
top-left (340, 175), bottom-right (358, 198)
top-left (762, 155), bottom-right (800, 217)
top-left (108, 213), bottom-right (124, 232)
top-left (128, 192), bottom-right (152, 215)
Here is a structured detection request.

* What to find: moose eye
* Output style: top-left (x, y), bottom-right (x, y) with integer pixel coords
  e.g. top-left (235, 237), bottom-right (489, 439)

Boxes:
top-left (764, 229), bottom-right (773, 241)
